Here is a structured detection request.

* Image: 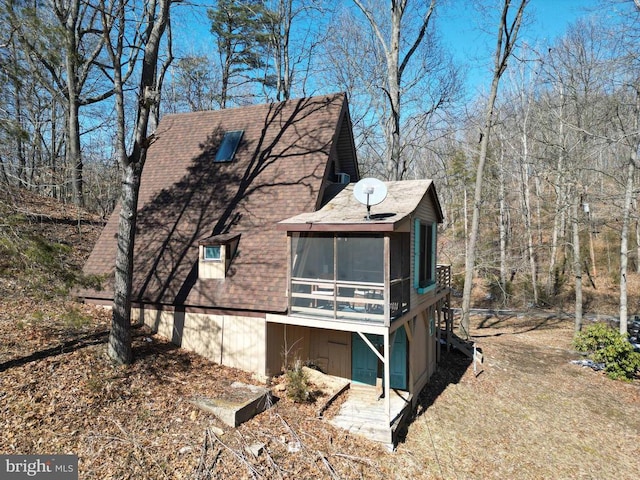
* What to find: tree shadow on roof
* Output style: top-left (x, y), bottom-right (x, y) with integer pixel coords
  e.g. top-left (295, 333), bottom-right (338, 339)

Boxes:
top-left (129, 96), bottom-right (344, 312)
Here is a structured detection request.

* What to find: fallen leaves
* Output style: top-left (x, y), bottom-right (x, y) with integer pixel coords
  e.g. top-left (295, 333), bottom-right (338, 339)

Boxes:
top-left (2, 188), bottom-right (639, 479)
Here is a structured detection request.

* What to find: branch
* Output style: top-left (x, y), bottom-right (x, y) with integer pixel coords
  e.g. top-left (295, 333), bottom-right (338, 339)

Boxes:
top-left (353, 0), bottom-right (390, 59)
top-left (495, 0), bottom-right (529, 77)
top-left (399, 0), bottom-right (435, 78)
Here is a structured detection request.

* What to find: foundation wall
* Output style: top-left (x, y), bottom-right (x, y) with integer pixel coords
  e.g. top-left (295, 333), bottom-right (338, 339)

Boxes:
top-left (133, 307), bottom-right (266, 376)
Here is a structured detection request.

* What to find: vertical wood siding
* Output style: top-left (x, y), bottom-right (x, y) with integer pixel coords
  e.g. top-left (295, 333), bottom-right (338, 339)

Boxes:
top-left (135, 307), bottom-right (266, 376)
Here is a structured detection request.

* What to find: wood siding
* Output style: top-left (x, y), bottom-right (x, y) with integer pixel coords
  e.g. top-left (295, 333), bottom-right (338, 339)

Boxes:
top-left (266, 323), bottom-right (351, 379)
top-left (410, 195), bottom-right (440, 310)
top-left (133, 307), bottom-right (266, 376)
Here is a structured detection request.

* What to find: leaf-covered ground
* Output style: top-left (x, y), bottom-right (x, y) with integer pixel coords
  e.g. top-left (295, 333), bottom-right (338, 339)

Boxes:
top-left (1, 190), bottom-right (638, 479)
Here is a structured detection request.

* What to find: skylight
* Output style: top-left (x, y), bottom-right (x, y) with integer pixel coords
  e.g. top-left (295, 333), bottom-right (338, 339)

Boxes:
top-left (215, 130), bottom-right (244, 162)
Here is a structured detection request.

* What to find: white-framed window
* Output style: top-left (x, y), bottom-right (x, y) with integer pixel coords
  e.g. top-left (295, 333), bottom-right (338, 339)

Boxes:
top-left (203, 245), bottom-right (222, 261)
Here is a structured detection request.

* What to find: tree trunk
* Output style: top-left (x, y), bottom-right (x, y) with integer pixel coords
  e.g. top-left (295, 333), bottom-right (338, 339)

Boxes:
top-left (385, 2), bottom-right (402, 181)
top-left (108, 163), bottom-right (141, 364)
top-left (460, 0), bottom-right (529, 338)
top-left (62, 0), bottom-right (84, 207)
top-left (353, 0), bottom-right (436, 181)
top-left (498, 150), bottom-right (507, 289)
top-left (67, 99), bottom-right (83, 206)
top-left (521, 157), bottom-right (539, 306)
top-left (619, 139), bottom-right (638, 336)
top-left (572, 192), bottom-right (583, 332)
top-left (109, 0), bottom-right (172, 365)
top-left (636, 208), bottom-right (640, 275)
top-left (11, 39), bottom-right (26, 188)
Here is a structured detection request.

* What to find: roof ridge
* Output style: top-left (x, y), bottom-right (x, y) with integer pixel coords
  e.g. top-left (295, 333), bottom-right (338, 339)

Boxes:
top-left (160, 92), bottom-right (346, 121)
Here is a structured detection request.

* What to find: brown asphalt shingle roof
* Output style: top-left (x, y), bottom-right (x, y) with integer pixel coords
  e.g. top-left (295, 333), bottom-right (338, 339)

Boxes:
top-left (80, 93), bottom-right (358, 313)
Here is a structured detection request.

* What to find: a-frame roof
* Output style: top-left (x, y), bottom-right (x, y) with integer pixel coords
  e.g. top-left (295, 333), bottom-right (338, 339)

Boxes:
top-left (80, 93), bottom-right (359, 313)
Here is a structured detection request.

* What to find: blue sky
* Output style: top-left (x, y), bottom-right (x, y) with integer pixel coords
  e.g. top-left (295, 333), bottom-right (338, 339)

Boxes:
top-left (172, 0), bottom-right (603, 98)
top-left (438, 0), bottom-right (601, 94)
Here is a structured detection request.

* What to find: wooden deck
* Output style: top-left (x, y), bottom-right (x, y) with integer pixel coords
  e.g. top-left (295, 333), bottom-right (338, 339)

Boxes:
top-left (328, 384), bottom-right (412, 447)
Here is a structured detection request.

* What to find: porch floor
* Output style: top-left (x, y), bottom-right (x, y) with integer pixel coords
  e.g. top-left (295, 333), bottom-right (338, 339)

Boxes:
top-left (328, 384), bottom-right (412, 447)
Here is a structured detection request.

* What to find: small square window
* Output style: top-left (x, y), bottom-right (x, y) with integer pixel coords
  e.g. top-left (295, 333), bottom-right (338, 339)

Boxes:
top-left (215, 130), bottom-right (243, 162)
top-left (204, 245), bottom-right (221, 261)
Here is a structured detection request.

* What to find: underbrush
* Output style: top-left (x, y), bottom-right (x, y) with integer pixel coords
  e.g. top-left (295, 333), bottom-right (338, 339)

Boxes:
top-left (451, 274), bottom-right (633, 317)
top-left (0, 230), bottom-right (103, 298)
top-left (0, 192), bottom-right (104, 300)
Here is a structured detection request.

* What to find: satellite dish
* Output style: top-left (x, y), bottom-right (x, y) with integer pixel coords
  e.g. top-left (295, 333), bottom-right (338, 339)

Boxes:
top-left (353, 177), bottom-right (388, 220)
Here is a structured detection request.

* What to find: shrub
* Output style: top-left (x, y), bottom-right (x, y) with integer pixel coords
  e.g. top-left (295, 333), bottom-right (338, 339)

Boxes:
top-left (285, 359), bottom-right (311, 403)
top-left (574, 323), bottom-right (640, 381)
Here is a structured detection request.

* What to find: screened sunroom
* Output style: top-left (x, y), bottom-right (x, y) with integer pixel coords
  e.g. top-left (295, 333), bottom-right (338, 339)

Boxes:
top-left (279, 179), bottom-right (443, 327)
top-left (288, 232), bottom-right (411, 325)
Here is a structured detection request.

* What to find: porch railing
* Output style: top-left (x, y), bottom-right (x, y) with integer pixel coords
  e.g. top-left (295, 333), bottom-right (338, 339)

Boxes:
top-left (436, 264), bottom-right (451, 293)
top-left (289, 266), bottom-right (451, 324)
top-left (290, 277), bottom-right (388, 324)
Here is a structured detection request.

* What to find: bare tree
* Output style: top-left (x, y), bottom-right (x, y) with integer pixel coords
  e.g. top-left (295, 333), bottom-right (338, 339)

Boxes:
top-left (262, 0), bottom-right (325, 101)
top-left (612, 0), bottom-right (640, 335)
top-left (108, 0), bottom-right (174, 365)
top-left (459, 0), bottom-right (528, 339)
top-left (166, 55), bottom-right (218, 112)
top-left (352, 0), bottom-right (436, 180)
top-left (5, 0), bottom-right (119, 207)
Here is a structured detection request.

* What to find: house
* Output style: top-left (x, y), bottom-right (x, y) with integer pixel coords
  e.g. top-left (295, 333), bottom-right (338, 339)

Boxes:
top-left (78, 93), bottom-right (452, 444)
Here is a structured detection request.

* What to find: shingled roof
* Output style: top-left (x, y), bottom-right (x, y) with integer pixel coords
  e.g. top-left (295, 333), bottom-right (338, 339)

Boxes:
top-left (278, 180), bottom-right (443, 232)
top-left (79, 93), bottom-right (359, 313)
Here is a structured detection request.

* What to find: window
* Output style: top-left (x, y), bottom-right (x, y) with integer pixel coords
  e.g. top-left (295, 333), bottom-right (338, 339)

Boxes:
top-left (198, 234), bottom-right (240, 280)
top-left (215, 130), bottom-right (243, 162)
top-left (415, 219), bottom-right (436, 294)
top-left (203, 245), bottom-right (221, 261)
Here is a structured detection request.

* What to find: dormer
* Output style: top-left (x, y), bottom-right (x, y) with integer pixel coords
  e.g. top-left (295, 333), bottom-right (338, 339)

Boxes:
top-left (198, 233), bottom-right (241, 279)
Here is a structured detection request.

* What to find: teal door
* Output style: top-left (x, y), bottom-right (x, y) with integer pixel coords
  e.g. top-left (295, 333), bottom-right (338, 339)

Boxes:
top-left (390, 328), bottom-right (407, 390)
top-left (351, 333), bottom-right (380, 386)
top-left (351, 330), bottom-right (407, 390)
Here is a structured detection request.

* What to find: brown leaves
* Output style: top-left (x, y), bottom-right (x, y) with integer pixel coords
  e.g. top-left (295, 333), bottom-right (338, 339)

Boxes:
top-left (0, 304), bottom-right (392, 478)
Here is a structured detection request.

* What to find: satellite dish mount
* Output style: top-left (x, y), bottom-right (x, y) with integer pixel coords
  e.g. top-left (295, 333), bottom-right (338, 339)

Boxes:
top-left (353, 178), bottom-right (388, 220)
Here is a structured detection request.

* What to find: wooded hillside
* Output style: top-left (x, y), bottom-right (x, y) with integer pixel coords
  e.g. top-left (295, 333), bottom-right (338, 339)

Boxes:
top-left (2, 0), bottom-right (640, 322)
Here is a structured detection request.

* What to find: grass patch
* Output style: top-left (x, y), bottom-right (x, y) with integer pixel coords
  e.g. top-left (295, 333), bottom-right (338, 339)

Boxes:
top-left (61, 306), bottom-right (93, 329)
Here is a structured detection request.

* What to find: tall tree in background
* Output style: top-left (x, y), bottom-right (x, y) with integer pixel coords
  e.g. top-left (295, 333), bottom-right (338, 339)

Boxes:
top-left (611, 0), bottom-right (640, 335)
top-left (262, 0), bottom-right (327, 101)
top-left (324, 0), bottom-right (459, 179)
top-left (540, 19), bottom-right (611, 333)
top-left (352, 0), bottom-right (435, 180)
top-left (459, 0), bottom-right (528, 339)
top-left (208, 0), bottom-right (272, 108)
top-left (108, 0), bottom-right (174, 365)
top-left (166, 55), bottom-right (218, 112)
top-left (4, 0), bottom-right (115, 207)
top-left (264, 0), bottom-right (293, 101)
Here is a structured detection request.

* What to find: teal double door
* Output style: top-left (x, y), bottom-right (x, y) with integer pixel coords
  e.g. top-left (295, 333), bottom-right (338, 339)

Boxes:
top-left (351, 328), bottom-right (407, 390)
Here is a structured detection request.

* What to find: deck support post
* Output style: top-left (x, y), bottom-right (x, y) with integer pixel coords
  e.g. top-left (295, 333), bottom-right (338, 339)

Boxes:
top-left (383, 330), bottom-right (391, 423)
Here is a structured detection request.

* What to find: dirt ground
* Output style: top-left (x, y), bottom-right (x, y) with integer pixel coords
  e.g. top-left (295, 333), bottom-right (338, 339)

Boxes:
top-left (396, 313), bottom-right (640, 479)
top-left (1, 190), bottom-right (638, 479)
top-left (1, 303), bottom-right (638, 479)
